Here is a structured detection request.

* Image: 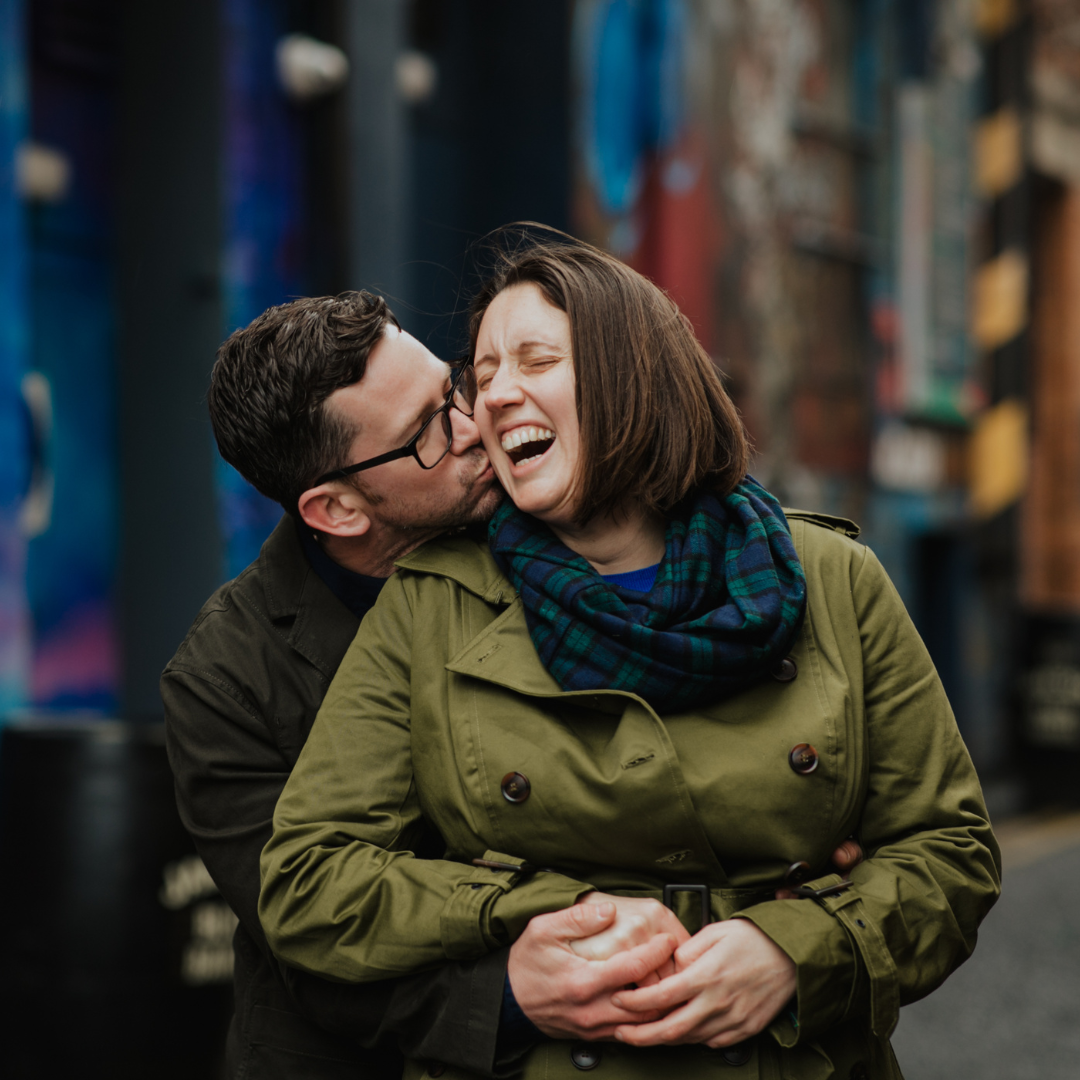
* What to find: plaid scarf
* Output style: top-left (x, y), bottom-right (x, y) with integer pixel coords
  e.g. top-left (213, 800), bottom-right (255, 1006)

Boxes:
top-left (487, 478), bottom-right (806, 711)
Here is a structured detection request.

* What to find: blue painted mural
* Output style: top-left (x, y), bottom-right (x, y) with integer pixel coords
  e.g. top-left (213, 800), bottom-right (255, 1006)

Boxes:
top-left (24, 4), bottom-right (120, 712)
top-left (218, 0), bottom-right (307, 579)
top-left (575, 0), bottom-right (689, 258)
top-left (0, 0), bottom-right (30, 717)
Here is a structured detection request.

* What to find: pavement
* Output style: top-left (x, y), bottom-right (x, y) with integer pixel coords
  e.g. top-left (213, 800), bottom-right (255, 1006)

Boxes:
top-left (891, 810), bottom-right (1080, 1079)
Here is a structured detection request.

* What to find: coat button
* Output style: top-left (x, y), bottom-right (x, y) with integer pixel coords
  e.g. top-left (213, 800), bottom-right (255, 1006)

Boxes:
top-left (570, 1043), bottom-right (602, 1070)
top-left (501, 771), bottom-right (531, 803)
top-left (720, 1042), bottom-right (752, 1065)
top-left (849, 1064), bottom-right (869, 1080)
top-left (789, 743), bottom-right (819, 775)
top-left (772, 656), bottom-right (798, 682)
top-left (784, 861), bottom-right (811, 887)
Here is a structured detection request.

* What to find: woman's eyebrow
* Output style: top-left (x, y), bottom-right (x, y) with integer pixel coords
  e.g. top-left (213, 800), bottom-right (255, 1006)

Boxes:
top-left (516, 339), bottom-right (562, 353)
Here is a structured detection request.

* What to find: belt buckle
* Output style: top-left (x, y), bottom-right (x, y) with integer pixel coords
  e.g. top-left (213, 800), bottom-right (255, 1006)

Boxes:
top-left (662, 883), bottom-right (711, 929)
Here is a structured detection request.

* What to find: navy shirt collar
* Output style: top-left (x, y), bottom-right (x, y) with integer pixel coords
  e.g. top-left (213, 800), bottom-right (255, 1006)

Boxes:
top-left (296, 522), bottom-right (387, 622)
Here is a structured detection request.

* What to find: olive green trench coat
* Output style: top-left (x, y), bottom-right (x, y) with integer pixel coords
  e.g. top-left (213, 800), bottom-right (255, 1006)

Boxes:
top-left (260, 512), bottom-right (1001, 1080)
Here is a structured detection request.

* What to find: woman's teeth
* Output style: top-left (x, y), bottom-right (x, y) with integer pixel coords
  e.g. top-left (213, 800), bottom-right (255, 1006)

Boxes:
top-left (501, 426), bottom-right (556, 465)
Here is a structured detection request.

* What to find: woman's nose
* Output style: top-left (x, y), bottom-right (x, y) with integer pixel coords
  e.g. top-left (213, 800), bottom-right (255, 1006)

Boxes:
top-left (482, 365), bottom-right (524, 412)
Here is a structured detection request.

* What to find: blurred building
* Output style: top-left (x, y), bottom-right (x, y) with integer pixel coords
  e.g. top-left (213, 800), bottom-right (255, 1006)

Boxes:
top-left (4, 0), bottom-right (1080, 1073)
top-left (571, 0), bottom-right (1080, 797)
top-left (1, 0), bottom-right (1079, 781)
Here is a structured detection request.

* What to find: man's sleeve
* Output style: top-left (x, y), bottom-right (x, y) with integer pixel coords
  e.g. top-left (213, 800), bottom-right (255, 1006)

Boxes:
top-left (161, 662), bottom-right (517, 1077)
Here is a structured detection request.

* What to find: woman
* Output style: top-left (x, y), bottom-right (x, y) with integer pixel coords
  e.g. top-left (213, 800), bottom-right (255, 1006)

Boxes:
top-left (260, 234), bottom-right (1000, 1079)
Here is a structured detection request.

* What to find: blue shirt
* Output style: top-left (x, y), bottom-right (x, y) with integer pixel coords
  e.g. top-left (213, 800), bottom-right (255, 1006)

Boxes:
top-left (600, 562), bottom-right (660, 592)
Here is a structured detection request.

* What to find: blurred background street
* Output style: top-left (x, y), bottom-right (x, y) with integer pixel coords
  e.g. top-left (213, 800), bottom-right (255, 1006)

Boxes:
top-left (894, 812), bottom-right (1080, 1079)
top-left (1, 0), bottom-right (1079, 1076)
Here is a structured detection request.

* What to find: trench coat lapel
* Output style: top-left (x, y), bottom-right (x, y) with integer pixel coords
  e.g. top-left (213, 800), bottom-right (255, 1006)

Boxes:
top-left (446, 598), bottom-right (562, 697)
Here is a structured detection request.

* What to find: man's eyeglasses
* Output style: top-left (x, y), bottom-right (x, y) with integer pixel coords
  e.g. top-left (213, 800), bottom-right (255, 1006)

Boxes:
top-left (314, 361), bottom-right (478, 486)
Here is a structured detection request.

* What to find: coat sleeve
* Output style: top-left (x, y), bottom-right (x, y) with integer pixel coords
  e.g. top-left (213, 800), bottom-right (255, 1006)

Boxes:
top-left (161, 659), bottom-right (517, 1077)
top-left (732, 542), bottom-right (1001, 1045)
top-left (258, 573), bottom-right (595, 983)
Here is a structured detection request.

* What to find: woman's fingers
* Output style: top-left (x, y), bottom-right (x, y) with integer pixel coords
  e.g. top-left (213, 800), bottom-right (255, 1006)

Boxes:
top-left (594, 933), bottom-right (679, 991)
top-left (831, 838), bottom-right (863, 873)
top-left (570, 892), bottom-right (690, 959)
top-left (613, 995), bottom-right (737, 1047)
top-left (613, 920), bottom-right (797, 1046)
top-left (544, 901), bottom-right (617, 942)
top-left (569, 915), bottom-right (648, 960)
top-left (611, 968), bottom-right (697, 1013)
top-left (508, 925), bottom-right (677, 1039)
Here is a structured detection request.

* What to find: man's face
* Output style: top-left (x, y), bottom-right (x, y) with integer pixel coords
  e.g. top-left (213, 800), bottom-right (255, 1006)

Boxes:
top-left (324, 326), bottom-right (501, 532)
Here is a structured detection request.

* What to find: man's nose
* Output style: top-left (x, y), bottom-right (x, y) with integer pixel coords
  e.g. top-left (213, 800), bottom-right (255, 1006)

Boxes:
top-left (448, 405), bottom-right (484, 455)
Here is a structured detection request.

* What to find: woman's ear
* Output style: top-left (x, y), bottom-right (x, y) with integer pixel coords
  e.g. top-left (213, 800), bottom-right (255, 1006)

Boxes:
top-left (297, 482), bottom-right (372, 539)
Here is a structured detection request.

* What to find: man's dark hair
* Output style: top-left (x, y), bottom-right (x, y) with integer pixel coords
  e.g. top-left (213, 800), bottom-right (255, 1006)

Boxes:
top-left (469, 227), bottom-right (749, 526)
top-left (208, 291), bottom-right (398, 515)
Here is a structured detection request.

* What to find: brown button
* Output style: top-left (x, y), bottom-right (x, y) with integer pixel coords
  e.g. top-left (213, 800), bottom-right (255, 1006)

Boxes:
top-left (784, 861), bottom-right (811, 887)
top-left (772, 656), bottom-right (798, 682)
top-left (501, 771), bottom-right (531, 803)
top-left (849, 1064), bottom-right (869, 1080)
top-left (789, 744), bottom-right (819, 775)
top-left (428, 1063), bottom-right (445, 1078)
top-left (720, 1042), bottom-right (752, 1066)
top-left (570, 1043), bottom-right (602, 1070)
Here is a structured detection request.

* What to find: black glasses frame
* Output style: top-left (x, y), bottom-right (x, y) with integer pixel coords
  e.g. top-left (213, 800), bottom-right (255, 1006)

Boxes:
top-left (314, 361), bottom-right (476, 486)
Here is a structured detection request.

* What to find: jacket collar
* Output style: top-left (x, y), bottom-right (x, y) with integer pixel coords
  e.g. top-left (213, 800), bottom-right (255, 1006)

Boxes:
top-left (399, 534), bottom-right (642, 703)
top-left (260, 516), bottom-right (362, 679)
top-left (397, 534), bottom-right (574, 695)
top-left (395, 532), bottom-right (515, 607)
top-left (783, 507), bottom-right (860, 539)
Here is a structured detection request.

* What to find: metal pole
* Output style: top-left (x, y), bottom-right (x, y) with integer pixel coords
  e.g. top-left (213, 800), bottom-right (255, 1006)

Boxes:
top-left (343, 0), bottom-right (410, 307)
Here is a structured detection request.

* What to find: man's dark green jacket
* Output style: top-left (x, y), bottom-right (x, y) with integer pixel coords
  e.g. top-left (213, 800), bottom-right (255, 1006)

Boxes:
top-left (161, 518), bottom-right (508, 1079)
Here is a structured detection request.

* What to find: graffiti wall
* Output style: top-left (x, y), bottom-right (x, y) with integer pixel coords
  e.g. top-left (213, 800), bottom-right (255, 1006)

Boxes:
top-left (0, 0), bottom-right (31, 716)
top-left (25, 0), bottom-right (120, 711)
top-left (217, 0), bottom-right (307, 579)
top-left (573, 0), bottom-right (871, 520)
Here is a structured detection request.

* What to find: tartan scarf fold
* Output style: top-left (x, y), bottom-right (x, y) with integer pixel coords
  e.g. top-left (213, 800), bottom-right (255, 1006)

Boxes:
top-left (487, 478), bottom-right (806, 711)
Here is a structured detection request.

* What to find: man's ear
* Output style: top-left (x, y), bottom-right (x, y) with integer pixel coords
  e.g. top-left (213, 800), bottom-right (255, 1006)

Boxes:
top-left (297, 482), bottom-right (372, 539)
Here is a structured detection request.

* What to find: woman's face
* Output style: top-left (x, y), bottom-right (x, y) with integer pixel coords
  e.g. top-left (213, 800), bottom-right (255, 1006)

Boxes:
top-left (473, 282), bottom-right (581, 528)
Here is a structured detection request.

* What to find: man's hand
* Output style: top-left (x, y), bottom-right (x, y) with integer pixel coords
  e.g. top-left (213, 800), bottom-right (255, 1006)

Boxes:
top-left (567, 892), bottom-right (690, 962)
top-left (775, 837), bottom-right (864, 900)
top-left (507, 902), bottom-right (681, 1040)
top-left (610, 920), bottom-right (796, 1048)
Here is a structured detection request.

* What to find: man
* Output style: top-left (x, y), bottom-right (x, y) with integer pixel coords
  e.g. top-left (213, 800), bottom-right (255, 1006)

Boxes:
top-left (161, 293), bottom-right (685, 1079)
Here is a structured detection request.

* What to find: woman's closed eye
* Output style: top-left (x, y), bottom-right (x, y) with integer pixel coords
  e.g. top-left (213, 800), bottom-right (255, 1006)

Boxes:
top-left (523, 356), bottom-right (561, 372)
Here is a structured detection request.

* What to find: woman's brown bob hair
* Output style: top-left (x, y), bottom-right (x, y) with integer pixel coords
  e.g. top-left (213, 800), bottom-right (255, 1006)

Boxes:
top-left (468, 228), bottom-right (749, 525)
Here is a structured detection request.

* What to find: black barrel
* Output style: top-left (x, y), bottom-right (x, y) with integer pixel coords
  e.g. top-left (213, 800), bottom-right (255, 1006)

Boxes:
top-left (0, 718), bottom-right (233, 1078)
top-left (1018, 616), bottom-right (1080, 807)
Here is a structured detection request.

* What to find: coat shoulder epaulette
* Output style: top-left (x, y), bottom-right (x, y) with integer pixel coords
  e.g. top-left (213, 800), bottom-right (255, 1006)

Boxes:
top-left (782, 507), bottom-right (861, 540)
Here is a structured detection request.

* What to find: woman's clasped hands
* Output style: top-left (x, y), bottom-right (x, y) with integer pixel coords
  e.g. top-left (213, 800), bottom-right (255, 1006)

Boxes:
top-left (507, 892), bottom-right (795, 1049)
top-left (573, 894), bottom-right (795, 1049)
top-left (609, 918), bottom-right (796, 1049)
top-left (505, 894), bottom-right (688, 1041)
top-left (509, 844), bottom-right (863, 1045)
